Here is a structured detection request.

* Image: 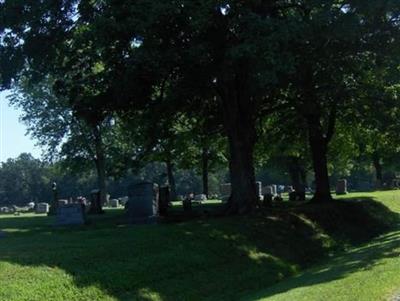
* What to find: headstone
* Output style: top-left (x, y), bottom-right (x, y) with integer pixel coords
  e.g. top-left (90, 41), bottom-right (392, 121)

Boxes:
top-left (392, 179), bottom-right (400, 189)
top-left (262, 186), bottom-right (274, 195)
top-left (118, 196), bottom-right (129, 206)
top-left (194, 194), bottom-right (207, 202)
top-left (336, 179), bottom-right (348, 195)
top-left (183, 198), bottom-right (192, 213)
top-left (284, 186), bottom-right (294, 193)
top-left (58, 199), bottom-right (68, 206)
top-left (220, 183), bottom-right (231, 197)
top-left (255, 182), bottom-right (262, 198)
top-left (109, 199), bottom-right (119, 208)
top-left (88, 189), bottom-right (104, 214)
top-left (288, 191), bottom-right (297, 202)
top-left (55, 204), bottom-right (85, 226)
top-left (158, 186), bottom-right (170, 216)
top-left (36, 203), bottom-right (50, 214)
top-left (127, 182), bottom-right (159, 224)
top-left (274, 195), bottom-right (283, 203)
top-left (271, 185), bottom-right (278, 195)
top-left (263, 194), bottom-right (273, 208)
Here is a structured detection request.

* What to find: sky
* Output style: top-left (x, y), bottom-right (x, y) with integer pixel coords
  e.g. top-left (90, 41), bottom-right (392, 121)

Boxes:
top-left (0, 91), bottom-right (41, 162)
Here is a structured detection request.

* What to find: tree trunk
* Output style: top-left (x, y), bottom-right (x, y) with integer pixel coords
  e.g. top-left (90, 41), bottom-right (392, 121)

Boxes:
top-left (372, 152), bottom-right (383, 189)
top-left (166, 160), bottom-right (177, 200)
top-left (219, 86), bottom-right (257, 214)
top-left (307, 115), bottom-right (332, 202)
top-left (288, 157), bottom-right (306, 201)
top-left (202, 147), bottom-right (209, 197)
top-left (91, 126), bottom-right (106, 214)
top-left (227, 131), bottom-right (257, 213)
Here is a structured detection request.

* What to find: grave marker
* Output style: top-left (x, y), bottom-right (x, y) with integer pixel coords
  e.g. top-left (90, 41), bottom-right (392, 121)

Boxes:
top-left (55, 204), bottom-right (85, 226)
top-left (127, 182), bottom-right (159, 224)
top-left (36, 203), bottom-right (50, 214)
top-left (336, 179), bottom-right (348, 195)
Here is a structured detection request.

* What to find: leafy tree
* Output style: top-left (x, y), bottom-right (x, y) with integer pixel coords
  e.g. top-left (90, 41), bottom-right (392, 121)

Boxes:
top-left (9, 77), bottom-right (116, 209)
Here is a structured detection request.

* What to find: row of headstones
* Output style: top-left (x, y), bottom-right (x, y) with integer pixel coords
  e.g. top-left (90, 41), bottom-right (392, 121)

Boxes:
top-left (220, 183), bottom-right (289, 199)
top-left (55, 182), bottom-right (168, 226)
top-left (53, 179), bottom-right (349, 227)
top-left (220, 179), bottom-right (348, 199)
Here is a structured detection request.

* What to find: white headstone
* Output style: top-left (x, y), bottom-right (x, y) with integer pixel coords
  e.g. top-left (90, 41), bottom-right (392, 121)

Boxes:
top-left (36, 203), bottom-right (50, 214)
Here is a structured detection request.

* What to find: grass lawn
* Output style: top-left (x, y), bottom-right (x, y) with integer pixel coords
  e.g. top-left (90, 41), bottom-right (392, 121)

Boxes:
top-left (248, 190), bottom-right (400, 301)
top-left (0, 191), bottom-right (398, 301)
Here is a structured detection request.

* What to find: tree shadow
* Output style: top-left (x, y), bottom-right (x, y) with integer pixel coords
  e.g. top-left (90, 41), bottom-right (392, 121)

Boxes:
top-left (243, 228), bottom-right (400, 300)
top-left (0, 198), bottom-right (398, 300)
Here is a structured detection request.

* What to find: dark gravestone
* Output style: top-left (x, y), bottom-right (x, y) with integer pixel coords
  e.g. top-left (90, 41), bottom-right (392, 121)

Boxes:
top-left (159, 186), bottom-right (170, 216)
top-left (127, 182), bottom-right (159, 224)
top-left (220, 183), bottom-right (231, 197)
top-left (273, 195), bottom-right (283, 203)
top-left (55, 204), bottom-right (85, 226)
top-left (336, 179), bottom-right (348, 195)
top-left (183, 198), bottom-right (192, 213)
top-left (289, 191), bottom-right (297, 202)
top-left (263, 194), bottom-right (273, 208)
top-left (88, 189), bottom-right (104, 214)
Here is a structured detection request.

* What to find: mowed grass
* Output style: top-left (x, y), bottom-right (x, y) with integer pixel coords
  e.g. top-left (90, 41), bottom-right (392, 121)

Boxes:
top-left (0, 191), bottom-right (398, 301)
top-left (248, 190), bottom-right (400, 301)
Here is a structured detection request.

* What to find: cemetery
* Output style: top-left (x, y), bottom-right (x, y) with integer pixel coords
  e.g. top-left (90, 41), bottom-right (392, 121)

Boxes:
top-left (1, 1), bottom-right (400, 300)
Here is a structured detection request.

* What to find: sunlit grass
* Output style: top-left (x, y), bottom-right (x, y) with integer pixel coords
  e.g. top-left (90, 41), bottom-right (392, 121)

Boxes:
top-left (249, 190), bottom-right (400, 301)
top-left (0, 191), bottom-right (398, 300)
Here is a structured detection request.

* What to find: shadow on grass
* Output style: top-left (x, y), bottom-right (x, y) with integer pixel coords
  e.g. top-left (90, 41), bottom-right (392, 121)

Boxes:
top-left (0, 198), bottom-right (398, 301)
top-left (243, 228), bottom-right (400, 301)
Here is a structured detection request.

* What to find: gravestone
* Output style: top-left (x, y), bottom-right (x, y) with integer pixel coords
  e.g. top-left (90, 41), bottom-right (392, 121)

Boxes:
top-left (284, 186), bottom-right (294, 193)
top-left (220, 183), bottom-right (231, 197)
top-left (194, 194), bottom-right (207, 202)
top-left (271, 185), bottom-right (278, 195)
top-left (55, 204), bottom-right (85, 226)
top-left (289, 191), bottom-right (297, 202)
top-left (263, 193), bottom-right (273, 208)
top-left (118, 196), bottom-right (129, 207)
top-left (36, 203), bottom-right (50, 214)
top-left (58, 199), bottom-right (68, 206)
top-left (336, 179), bottom-right (348, 195)
top-left (158, 186), bottom-right (170, 217)
top-left (88, 189), bottom-right (104, 214)
top-left (255, 182), bottom-right (262, 198)
top-left (263, 186), bottom-right (274, 195)
top-left (183, 198), bottom-right (192, 213)
top-left (127, 182), bottom-right (159, 224)
top-left (109, 199), bottom-right (119, 208)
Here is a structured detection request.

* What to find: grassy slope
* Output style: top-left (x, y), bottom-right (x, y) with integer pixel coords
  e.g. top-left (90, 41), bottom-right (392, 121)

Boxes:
top-left (0, 207), bottom-right (329, 301)
top-left (248, 191), bottom-right (400, 301)
top-left (0, 192), bottom-right (398, 301)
